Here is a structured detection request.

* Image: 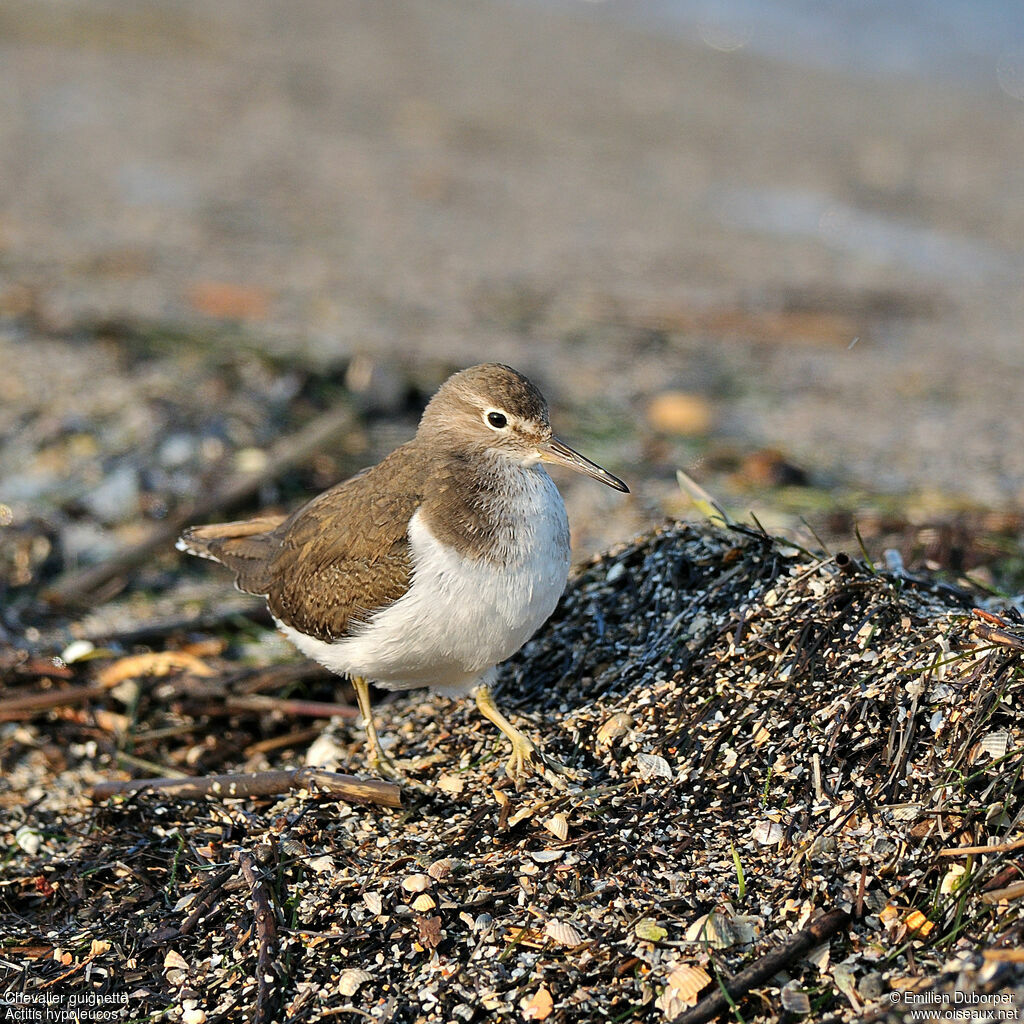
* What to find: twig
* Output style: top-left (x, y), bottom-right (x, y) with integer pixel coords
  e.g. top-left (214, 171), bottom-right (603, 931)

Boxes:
top-left (673, 908), bottom-right (851, 1024)
top-left (230, 661), bottom-right (335, 695)
top-left (938, 837), bottom-right (1024, 856)
top-left (225, 695), bottom-right (358, 719)
top-left (74, 601), bottom-right (271, 645)
top-left (973, 608), bottom-right (1013, 626)
top-left (972, 621), bottom-right (1024, 652)
top-left (983, 949), bottom-right (1024, 963)
top-left (0, 683), bottom-right (108, 721)
top-left (244, 727), bottom-right (325, 757)
top-left (236, 849), bottom-right (279, 1024)
top-left (38, 946), bottom-right (104, 990)
top-left (88, 767), bottom-right (402, 807)
top-left (981, 880), bottom-right (1024, 904)
top-left (45, 401), bottom-right (357, 607)
top-left (0, 658), bottom-right (74, 681)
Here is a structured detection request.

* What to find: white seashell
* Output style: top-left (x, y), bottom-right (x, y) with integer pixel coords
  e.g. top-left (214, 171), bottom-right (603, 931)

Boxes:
top-left (337, 968), bottom-right (372, 997)
top-left (685, 912), bottom-right (735, 949)
top-left (412, 893), bottom-right (436, 912)
top-left (428, 858), bottom-right (456, 881)
top-left (402, 873), bottom-right (432, 893)
top-left (655, 963), bottom-right (710, 1017)
top-left (780, 980), bottom-right (810, 1014)
top-left (437, 773), bottom-right (465, 795)
top-left (596, 713), bottom-right (634, 747)
top-left (806, 940), bottom-right (830, 972)
top-left (545, 814), bottom-right (569, 841)
top-left (752, 820), bottom-right (784, 845)
top-left (978, 731), bottom-right (1009, 759)
top-left (307, 856), bottom-right (335, 875)
top-left (163, 950), bottom-right (189, 971)
top-left (363, 891), bottom-right (383, 915)
top-left (636, 753), bottom-right (673, 781)
top-left (304, 734), bottom-right (347, 770)
top-left (530, 850), bottom-right (563, 863)
top-left (544, 919), bottom-right (584, 947)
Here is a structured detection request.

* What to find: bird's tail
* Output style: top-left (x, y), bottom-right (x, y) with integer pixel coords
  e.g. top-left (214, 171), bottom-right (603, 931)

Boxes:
top-left (176, 514), bottom-right (287, 595)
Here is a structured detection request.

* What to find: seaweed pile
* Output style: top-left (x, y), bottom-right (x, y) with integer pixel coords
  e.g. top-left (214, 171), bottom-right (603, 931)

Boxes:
top-left (2, 521), bottom-right (1023, 1023)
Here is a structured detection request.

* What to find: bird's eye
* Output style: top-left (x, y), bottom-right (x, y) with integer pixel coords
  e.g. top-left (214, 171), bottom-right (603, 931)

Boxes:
top-left (486, 411), bottom-right (508, 429)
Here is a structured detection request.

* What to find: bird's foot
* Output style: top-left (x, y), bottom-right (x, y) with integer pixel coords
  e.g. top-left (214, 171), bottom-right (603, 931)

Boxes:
top-left (474, 682), bottom-right (585, 791)
top-left (504, 733), bottom-right (586, 791)
top-left (365, 743), bottom-right (403, 781)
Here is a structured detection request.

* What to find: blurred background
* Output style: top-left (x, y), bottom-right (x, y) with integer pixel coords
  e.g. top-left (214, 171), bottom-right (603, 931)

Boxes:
top-left (2, 0), bottom-right (1024, 626)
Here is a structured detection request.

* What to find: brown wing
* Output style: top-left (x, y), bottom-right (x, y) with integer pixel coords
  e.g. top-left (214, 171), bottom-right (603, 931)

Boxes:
top-left (177, 445), bottom-right (428, 642)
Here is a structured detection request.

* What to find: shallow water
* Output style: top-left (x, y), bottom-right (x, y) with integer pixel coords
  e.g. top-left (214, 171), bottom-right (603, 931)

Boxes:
top-left (528, 0), bottom-right (1024, 89)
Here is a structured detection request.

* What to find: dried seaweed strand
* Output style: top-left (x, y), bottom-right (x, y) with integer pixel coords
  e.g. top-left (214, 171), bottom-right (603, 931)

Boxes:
top-left (224, 695), bottom-right (358, 719)
top-left (236, 849), bottom-right (280, 1024)
top-left (177, 864), bottom-right (238, 937)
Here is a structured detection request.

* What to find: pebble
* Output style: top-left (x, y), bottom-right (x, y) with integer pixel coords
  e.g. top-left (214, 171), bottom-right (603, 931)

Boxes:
top-left (82, 465), bottom-right (140, 524)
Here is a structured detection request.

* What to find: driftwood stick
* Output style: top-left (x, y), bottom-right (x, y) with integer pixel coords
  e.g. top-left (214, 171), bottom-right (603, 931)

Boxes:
top-left (45, 401), bottom-right (356, 607)
top-left (981, 880), bottom-right (1024, 904)
top-left (972, 621), bottom-right (1024, 652)
top-left (225, 695), bottom-right (359, 719)
top-left (88, 767), bottom-right (402, 807)
top-left (236, 850), bottom-right (280, 1024)
top-left (244, 727), bottom-right (325, 758)
top-left (983, 949), bottom-right (1024, 963)
top-left (0, 683), bottom-right (108, 721)
top-left (938, 836), bottom-right (1024, 856)
top-left (75, 601), bottom-right (271, 645)
top-left (673, 908), bottom-right (851, 1024)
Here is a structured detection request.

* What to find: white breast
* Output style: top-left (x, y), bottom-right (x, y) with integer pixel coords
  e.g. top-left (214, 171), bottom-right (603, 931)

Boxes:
top-left (277, 466), bottom-right (570, 697)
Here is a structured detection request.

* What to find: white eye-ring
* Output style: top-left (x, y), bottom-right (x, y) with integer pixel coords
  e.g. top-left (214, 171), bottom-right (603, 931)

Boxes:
top-left (484, 409), bottom-right (509, 430)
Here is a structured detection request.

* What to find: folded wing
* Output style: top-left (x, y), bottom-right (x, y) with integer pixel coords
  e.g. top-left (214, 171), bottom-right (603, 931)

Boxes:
top-left (177, 448), bottom-right (426, 642)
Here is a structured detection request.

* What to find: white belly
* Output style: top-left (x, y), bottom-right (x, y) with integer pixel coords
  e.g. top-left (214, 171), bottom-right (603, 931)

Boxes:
top-left (277, 469), bottom-right (570, 696)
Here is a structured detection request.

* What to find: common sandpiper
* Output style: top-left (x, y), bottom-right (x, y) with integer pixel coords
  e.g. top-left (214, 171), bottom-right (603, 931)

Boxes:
top-left (177, 363), bottom-right (628, 784)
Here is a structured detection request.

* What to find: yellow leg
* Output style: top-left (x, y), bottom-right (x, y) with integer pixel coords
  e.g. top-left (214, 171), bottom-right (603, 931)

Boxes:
top-left (352, 676), bottom-right (396, 776)
top-left (474, 683), bottom-right (572, 787)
